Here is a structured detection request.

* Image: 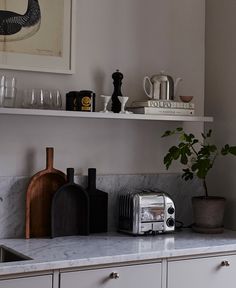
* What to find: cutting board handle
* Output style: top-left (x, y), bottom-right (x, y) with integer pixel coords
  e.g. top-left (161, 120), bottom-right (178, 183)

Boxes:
top-left (88, 168), bottom-right (96, 191)
top-left (46, 147), bottom-right (54, 170)
top-left (67, 168), bottom-right (75, 183)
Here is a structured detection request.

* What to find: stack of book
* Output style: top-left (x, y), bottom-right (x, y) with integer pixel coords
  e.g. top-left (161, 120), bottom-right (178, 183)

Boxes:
top-left (127, 100), bottom-right (195, 116)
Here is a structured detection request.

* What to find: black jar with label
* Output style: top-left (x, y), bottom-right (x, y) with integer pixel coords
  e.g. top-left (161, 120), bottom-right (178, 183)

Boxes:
top-left (66, 90), bottom-right (95, 112)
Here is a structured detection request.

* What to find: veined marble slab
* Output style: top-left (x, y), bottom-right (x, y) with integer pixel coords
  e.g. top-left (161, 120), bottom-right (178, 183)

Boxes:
top-left (0, 174), bottom-right (204, 238)
top-left (0, 230), bottom-right (236, 276)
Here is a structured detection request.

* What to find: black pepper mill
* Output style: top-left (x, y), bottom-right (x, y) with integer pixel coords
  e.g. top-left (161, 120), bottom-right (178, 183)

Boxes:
top-left (111, 69), bottom-right (123, 113)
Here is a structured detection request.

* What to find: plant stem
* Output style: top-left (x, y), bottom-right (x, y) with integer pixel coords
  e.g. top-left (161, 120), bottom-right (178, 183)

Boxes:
top-left (189, 142), bottom-right (198, 156)
top-left (203, 179), bottom-right (208, 197)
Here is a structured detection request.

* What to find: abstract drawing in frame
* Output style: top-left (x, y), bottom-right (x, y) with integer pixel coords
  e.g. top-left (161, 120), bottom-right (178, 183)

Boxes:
top-left (0, 0), bottom-right (75, 74)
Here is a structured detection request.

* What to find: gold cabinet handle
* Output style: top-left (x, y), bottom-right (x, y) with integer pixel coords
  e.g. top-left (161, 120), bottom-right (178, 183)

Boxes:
top-left (221, 261), bottom-right (230, 267)
top-left (110, 272), bottom-right (120, 279)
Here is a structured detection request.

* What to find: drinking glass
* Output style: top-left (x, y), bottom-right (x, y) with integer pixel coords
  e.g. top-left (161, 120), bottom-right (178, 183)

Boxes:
top-left (100, 95), bottom-right (112, 113)
top-left (51, 90), bottom-right (62, 110)
top-left (31, 89), bottom-right (40, 108)
top-left (21, 88), bottom-right (62, 110)
top-left (118, 96), bottom-right (130, 114)
top-left (21, 89), bottom-right (34, 108)
top-left (1, 76), bottom-right (17, 108)
top-left (0, 85), bottom-right (4, 107)
top-left (3, 87), bottom-right (16, 108)
top-left (42, 90), bottom-right (52, 109)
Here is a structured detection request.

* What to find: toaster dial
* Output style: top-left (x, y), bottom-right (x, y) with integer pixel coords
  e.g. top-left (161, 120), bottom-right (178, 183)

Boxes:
top-left (166, 217), bottom-right (175, 227)
top-left (167, 206), bottom-right (175, 215)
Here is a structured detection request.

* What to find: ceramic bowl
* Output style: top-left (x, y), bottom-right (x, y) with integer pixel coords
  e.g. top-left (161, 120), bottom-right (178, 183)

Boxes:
top-left (179, 95), bottom-right (193, 103)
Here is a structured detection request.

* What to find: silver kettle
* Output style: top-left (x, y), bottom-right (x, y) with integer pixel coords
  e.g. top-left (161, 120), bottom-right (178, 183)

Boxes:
top-left (143, 71), bottom-right (182, 100)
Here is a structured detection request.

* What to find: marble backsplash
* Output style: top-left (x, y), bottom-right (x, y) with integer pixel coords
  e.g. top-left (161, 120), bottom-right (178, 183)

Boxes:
top-left (0, 174), bottom-right (204, 239)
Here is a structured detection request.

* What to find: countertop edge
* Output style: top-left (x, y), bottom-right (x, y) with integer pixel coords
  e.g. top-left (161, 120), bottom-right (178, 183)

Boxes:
top-left (1, 243), bottom-right (236, 276)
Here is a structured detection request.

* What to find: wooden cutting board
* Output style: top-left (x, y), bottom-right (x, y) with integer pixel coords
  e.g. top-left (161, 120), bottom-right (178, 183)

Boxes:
top-left (51, 168), bottom-right (89, 238)
top-left (25, 147), bottom-right (66, 239)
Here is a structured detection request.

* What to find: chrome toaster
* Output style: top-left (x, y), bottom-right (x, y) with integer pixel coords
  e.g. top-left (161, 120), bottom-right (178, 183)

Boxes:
top-left (118, 191), bottom-right (175, 235)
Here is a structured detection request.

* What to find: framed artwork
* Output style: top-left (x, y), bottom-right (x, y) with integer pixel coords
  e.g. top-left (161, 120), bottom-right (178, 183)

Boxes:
top-left (0, 0), bottom-right (75, 74)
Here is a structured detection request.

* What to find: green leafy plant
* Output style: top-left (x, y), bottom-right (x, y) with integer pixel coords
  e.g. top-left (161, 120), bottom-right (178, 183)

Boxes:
top-left (162, 128), bottom-right (236, 197)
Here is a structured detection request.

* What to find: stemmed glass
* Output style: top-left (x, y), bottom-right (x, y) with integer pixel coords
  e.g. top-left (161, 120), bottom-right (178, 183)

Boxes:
top-left (118, 96), bottom-right (130, 114)
top-left (100, 95), bottom-right (112, 113)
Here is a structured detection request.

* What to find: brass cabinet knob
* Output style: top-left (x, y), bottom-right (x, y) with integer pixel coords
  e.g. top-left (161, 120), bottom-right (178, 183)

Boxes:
top-left (221, 261), bottom-right (230, 267)
top-left (110, 272), bottom-right (120, 279)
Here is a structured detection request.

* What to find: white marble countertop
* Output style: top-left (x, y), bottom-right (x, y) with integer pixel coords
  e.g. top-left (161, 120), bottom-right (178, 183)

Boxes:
top-left (1, 229), bottom-right (236, 276)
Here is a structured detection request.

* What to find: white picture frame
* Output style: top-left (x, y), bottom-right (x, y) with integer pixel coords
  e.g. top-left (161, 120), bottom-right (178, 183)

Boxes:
top-left (0, 0), bottom-right (75, 74)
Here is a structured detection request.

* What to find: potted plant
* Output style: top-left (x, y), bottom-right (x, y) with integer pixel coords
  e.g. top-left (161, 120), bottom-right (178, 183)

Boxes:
top-left (162, 127), bottom-right (236, 233)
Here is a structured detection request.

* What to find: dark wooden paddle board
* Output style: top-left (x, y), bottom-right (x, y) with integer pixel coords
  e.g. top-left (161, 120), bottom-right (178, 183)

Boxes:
top-left (51, 168), bottom-right (89, 238)
top-left (87, 168), bottom-right (108, 233)
top-left (25, 147), bottom-right (66, 239)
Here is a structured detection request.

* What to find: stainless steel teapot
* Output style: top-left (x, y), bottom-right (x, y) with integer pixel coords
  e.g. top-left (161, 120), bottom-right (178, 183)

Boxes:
top-left (143, 71), bottom-right (182, 100)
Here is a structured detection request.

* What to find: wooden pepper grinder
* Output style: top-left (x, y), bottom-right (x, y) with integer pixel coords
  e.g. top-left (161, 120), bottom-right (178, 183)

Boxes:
top-left (111, 69), bottom-right (123, 113)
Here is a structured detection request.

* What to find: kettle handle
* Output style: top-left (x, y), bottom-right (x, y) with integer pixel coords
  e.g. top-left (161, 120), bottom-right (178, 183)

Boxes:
top-left (143, 76), bottom-right (153, 99)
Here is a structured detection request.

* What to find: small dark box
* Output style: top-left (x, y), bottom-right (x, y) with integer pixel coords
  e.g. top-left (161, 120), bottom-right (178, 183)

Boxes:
top-left (66, 90), bottom-right (95, 112)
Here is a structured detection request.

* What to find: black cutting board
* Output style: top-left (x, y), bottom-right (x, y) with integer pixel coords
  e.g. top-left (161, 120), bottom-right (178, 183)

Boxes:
top-left (87, 168), bottom-right (108, 233)
top-left (51, 168), bottom-right (89, 238)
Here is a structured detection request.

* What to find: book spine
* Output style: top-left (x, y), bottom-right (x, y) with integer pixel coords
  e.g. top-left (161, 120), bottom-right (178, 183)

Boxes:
top-left (131, 100), bottom-right (195, 109)
top-left (128, 107), bottom-right (195, 115)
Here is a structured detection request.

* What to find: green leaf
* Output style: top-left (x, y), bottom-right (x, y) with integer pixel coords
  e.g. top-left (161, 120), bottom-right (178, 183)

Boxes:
top-left (229, 146), bottom-right (236, 156)
top-left (164, 153), bottom-right (172, 168)
top-left (195, 159), bottom-right (211, 179)
top-left (168, 146), bottom-right (180, 160)
top-left (178, 142), bottom-right (185, 148)
top-left (182, 145), bottom-right (191, 155)
top-left (221, 144), bottom-right (230, 155)
top-left (162, 130), bottom-right (171, 137)
top-left (176, 127), bottom-right (183, 132)
top-left (180, 134), bottom-right (187, 142)
top-left (186, 147), bottom-right (192, 156)
top-left (180, 154), bottom-right (188, 165)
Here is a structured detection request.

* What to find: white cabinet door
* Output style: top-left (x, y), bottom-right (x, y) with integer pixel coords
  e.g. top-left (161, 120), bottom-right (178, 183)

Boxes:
top-left (168, 254), bottom-right (236, 288)
top-left (60, 263), bottom-right (162, 288)
top-left (0, 274), bottom-right (52, 288)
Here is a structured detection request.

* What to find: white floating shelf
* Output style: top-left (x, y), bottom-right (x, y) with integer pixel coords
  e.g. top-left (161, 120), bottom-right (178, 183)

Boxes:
top-left (0, 108), bottom-right (213, 122)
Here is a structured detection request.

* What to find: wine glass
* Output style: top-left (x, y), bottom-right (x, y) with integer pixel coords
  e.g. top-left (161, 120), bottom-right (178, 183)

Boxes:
top-left (118, 96), bottom-right (130, 114)
top-left (100, 95), bottom-right (112, 113)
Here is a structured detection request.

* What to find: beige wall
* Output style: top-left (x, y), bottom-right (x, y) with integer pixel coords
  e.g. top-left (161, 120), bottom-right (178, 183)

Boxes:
top-left (0, 0), bottom-right (205, 176)
top-left (205, 0), bottom-right (236, 229)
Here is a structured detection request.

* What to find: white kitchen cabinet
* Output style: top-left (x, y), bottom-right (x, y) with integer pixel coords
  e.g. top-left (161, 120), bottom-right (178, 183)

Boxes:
top-left (0, 274), bottom-right (52, 288)
top-left (168, 254), bottom-right (236, 288)
top-left (60, 263), bottom-right (162, 288)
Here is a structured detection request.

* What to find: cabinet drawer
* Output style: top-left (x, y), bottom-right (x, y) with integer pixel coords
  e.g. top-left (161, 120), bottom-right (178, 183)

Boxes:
top-left (0, 274), bottom-right (52, 288)
top-left (60, 263), bottom-right (162, 288)
top-left (168, 254), bottom-right (236, 288)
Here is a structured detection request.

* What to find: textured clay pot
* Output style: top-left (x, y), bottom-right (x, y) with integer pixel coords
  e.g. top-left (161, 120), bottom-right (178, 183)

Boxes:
top-left (192, 196), bottom-right (226, 233)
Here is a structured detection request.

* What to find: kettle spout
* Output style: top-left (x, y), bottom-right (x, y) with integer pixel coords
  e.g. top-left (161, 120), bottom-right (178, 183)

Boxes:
top-left (174, 77), bottom-right (182, 98)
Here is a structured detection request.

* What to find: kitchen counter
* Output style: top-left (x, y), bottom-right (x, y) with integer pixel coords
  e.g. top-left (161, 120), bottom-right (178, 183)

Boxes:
top-left (1, 229), bottom-right (236, 276)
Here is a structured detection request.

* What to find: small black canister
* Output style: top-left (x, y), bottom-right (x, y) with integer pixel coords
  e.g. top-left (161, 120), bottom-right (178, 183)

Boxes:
top-left (66, 90), bottom-right (95, 112)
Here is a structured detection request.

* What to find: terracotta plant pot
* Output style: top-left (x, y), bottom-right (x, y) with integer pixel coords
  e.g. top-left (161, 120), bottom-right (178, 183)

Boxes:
top-left (192, 196), bottom-right (226, 233)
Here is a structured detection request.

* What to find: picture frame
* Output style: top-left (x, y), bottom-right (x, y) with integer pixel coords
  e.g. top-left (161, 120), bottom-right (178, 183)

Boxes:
top-left (0, 0), bottom-right (75, 74)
